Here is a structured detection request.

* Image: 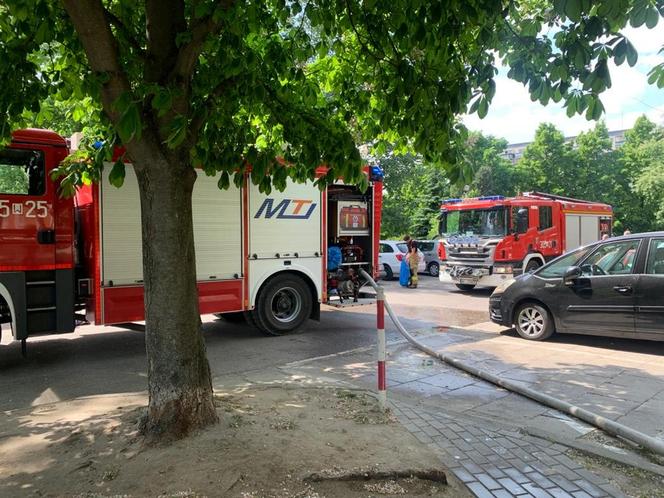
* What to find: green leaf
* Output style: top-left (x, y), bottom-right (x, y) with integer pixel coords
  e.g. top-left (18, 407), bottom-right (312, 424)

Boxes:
top-left (613, 39), bottom-right (627, 65)
top-left (645, 6), bottom-right (659, 29)
top-left (217, 171), bottom-right (230, 190)
top-left (477, 97), bottom-right (489, 118)
top-left (565, 95), bottom-right (578, 117)
top-left (625, 39), bottom-right (638, 66)
top-left (564, 0), bottom-right (583, 22)
top-left (629, 1), bottom-right (647, 27)
top-left (573, 44), bottom-right (587, 69)
top-left (165, 115), bottom-right (187, 148)
top-left (468, 96), bottom-right (481, 114)
top-left (151, 89), bottom-right (172, 117)
top-left (108, 160), bottom-right (125, 188)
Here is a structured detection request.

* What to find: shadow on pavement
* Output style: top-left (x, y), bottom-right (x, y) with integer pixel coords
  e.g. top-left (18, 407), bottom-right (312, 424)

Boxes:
top-left (498, 327), bottom-right (664, 356)
top-left (0, 306), bottom-right (430, 412)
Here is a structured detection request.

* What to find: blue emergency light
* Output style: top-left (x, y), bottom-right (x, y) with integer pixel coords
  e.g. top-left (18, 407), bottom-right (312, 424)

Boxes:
top-left (369, 165), bottom-right (384, 182)
top-left (441, 198), bottom-right (462, 204)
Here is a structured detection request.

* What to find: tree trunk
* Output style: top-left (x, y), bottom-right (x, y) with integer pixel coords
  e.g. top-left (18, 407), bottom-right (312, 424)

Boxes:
top-left (133, 149), bottom-right (218, 443)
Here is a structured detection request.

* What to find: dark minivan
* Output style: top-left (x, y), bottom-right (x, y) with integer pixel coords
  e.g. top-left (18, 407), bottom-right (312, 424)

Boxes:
top-left (490, 232), bottom-right (664, 341)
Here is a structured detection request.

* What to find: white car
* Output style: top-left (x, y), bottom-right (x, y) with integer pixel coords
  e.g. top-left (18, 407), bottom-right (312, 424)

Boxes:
top-left (379, 240), bottom-right (426, 280)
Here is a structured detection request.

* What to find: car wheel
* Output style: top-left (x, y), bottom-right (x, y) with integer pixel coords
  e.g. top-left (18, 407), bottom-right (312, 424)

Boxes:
top-left (525, 259), bottom-right (542, 273)
top-left (254, 274), bottom-right (312, 336)
top-left (428, 262), bottom-right (440, 277)
top-left (214, 311), bottom-right (246, 323)
top-left (383, 264), bottom-right (394, 281)
top-left (455, 283), bottom-right (476, 291)
top-left (514, 302), bottom-right (555, 341)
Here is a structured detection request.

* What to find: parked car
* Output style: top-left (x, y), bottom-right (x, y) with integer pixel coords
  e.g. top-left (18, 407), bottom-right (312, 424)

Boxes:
top-left (379, 240), bottom-right (426, 280)
top-left (489, 232), bottom-right (664, 341)
top-left (415, 240), bottom-right (442, 277)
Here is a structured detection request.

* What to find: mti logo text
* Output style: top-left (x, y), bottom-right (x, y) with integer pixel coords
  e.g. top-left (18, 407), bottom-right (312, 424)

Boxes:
top-left (254, 198), bottom-right (317, 219)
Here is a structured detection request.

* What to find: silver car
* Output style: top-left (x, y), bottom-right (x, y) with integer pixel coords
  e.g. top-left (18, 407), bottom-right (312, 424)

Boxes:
top-left (415, 240), bottom-right (442, 277)
top-left (379, 240), bottom-right (426, 280)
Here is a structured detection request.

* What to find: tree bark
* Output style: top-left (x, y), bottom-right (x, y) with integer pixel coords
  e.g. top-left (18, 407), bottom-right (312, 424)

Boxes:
top-left (132, 146), bottom-right (218, 443)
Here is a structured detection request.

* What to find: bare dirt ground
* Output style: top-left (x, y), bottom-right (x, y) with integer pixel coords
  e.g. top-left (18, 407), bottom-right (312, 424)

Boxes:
top-left (0, 385), bottom-right (466, 498)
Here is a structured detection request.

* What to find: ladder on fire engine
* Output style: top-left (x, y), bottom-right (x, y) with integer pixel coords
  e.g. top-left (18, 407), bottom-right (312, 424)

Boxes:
top-left (523, 191), bottom-right (596, 204)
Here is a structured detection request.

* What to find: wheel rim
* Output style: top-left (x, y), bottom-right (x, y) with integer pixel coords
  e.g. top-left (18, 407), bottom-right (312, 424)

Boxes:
top-left (271, 287), bottom-right (302, 324)
top-left (518, 307), bottom-right (545, 336)
top-left (430, 264), bottom-right (439, 276)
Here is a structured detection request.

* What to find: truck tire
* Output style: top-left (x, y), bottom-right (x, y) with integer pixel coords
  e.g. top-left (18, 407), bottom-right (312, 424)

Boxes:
top-left (427, 262), bottom-right (440, 277)
top-left (383, 264), bottom-right (394, 281)
top-left (215, 312), bottom-right (246, 323)
top-left (525, 259), bottom-right (542, 273)
top-left (455, 283), bottom-right (476, 291)
top-left (253, 274), bottom-right (313, 336)
top-left (514, 302), bottom-right (555, 341)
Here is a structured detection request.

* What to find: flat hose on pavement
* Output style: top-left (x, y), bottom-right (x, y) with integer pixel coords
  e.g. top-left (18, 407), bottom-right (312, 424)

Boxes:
top-left (359, 269), bottom-right (664, 458)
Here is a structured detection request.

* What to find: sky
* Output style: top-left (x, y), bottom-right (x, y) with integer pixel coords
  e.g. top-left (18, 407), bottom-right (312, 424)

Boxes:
top-left (463, 25), bottom-right (664, 145)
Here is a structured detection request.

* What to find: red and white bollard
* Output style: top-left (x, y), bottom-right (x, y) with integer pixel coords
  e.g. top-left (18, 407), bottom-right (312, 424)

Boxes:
top-left (376, 286), bottom-right (387, 411)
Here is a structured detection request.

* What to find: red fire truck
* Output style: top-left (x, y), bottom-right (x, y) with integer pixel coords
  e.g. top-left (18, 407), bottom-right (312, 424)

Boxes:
top-left (0, 129), bottom-right (383, 350)
top-left (438, 193), bottom-right (612, 290)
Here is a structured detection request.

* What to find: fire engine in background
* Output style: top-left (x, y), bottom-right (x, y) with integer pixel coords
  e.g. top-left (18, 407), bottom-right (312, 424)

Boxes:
top-left (0, 129), bottom-right (383, 351)
top-left (437, 193), bottom-right (612, 290)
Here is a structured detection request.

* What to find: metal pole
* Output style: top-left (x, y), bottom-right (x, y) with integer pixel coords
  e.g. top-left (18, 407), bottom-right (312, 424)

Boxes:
top-left (376, 286), bottom-right (387, 411)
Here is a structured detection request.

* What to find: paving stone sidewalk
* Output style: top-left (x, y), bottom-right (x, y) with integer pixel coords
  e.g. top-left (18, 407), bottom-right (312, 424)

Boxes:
top-left (281, 331), bottom-right (653, 497)
top-left (391, 402), bottom-right (627, 498)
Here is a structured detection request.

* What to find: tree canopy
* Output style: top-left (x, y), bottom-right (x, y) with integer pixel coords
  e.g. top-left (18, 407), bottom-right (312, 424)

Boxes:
top-left (1, 1), bottom-right (662, 185)
top-left (0, 0), bottom-right (662, 441)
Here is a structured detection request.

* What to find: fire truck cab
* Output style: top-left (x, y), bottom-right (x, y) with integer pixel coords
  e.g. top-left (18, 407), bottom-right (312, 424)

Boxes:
top-left (438, 193), bottom-right (612, 290)
top-left (0, 129), bottom-right (383, 349)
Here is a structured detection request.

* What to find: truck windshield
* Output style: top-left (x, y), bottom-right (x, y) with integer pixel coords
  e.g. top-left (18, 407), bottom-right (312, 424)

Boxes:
top-left (439, 208), bottom-right (507, 237)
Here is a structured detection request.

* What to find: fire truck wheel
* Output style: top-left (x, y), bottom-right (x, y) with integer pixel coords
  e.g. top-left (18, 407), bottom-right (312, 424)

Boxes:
top-left (514, 302), bottom-right (555, 341)
top-left (254, 275), bottom-right (312, 336)
top-left (427, 262), bottom-right (440, 277)
top-left (455, 283), bottom-right (476, 291)
top-left (525, 259), bottom-right (542, 273)
top-left (383, 264), bottom-right (394, 280)
top-left (215, 312), bottom-right (246, 323)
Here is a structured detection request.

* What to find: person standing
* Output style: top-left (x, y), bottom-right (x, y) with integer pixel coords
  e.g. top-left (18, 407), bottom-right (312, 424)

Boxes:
top-left (406, 242), bottom-right (420, 288)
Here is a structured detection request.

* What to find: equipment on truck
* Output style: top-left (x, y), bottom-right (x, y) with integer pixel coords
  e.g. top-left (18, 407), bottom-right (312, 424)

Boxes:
top-left (0, 129), bottom-right (383, 352)
top-left (438, 193), bottom-right (612, 290)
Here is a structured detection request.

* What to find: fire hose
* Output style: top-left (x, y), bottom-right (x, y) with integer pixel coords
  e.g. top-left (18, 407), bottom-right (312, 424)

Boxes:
top-left (358, 269), bottom-right (664, 458)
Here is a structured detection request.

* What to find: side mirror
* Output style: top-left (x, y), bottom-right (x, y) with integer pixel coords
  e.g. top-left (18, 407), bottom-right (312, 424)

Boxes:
top-left (563, 266), bottom-right (582, 285)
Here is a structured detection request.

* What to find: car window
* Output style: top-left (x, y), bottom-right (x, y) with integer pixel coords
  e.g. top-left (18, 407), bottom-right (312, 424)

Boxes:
top-left (537, 247), bottom-right (591, 279)
top-left (380, 243), bottom-right (393, 253)
top-left (538, 206), bottom-right (553, 231)
top-left (646, 239), bottom-right (664, 275)
top-left (396, 243), bottom-right (408, 253)
top-left (579, 239), bottom-right (641, 276)
top-left (417, 242), bottom-right (434, 251)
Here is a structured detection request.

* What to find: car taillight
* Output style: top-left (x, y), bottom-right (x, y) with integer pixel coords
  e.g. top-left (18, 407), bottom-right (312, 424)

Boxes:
top-left (438, 242), bottom-right (446, 261)
top-left (396, 253), bottom-right (403, 261)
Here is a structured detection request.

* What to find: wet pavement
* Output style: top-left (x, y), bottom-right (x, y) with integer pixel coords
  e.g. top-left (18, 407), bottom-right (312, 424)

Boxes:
top-left (281, 324), bottom-right (664, 497)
